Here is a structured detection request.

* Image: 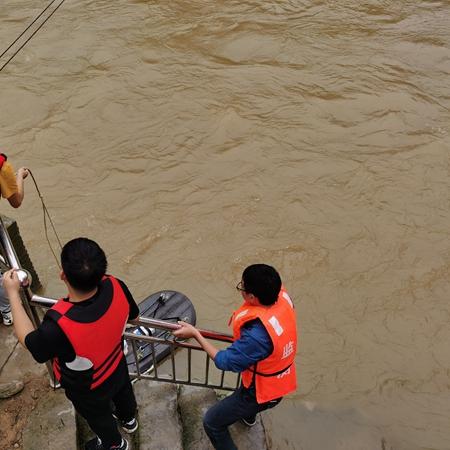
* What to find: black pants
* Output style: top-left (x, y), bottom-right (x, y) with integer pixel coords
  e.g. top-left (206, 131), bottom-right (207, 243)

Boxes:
top-left (65, 373), bottom-right (137, 449)
top-left (203, 385), bottom-right (281, 450)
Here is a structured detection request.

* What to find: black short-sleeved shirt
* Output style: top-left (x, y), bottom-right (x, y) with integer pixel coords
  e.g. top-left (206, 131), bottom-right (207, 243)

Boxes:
top-left (25, 277), bottom-right (139, 393)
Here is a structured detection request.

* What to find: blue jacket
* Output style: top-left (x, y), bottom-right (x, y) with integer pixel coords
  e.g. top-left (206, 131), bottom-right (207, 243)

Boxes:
top-left (214, 319), bottom-right (273, 373)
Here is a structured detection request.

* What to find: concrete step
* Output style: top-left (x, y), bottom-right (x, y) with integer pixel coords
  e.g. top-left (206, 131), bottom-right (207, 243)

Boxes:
top-left (134, 380), bottom-right (183, 450)
top-left (178, 385), bottom-right (268, 450)
top-left (178, 384), bottom-right (217, 450)
top-left (22, 387), bottom-right (76, 450)
top-left (21, 380), bottom-right (269, 450)
top-left (76, 411), bottom-right (139, 450)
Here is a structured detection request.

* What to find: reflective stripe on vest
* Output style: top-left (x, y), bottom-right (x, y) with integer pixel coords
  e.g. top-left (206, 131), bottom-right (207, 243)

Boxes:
top-left (51, 275), bottom-right (129, 390)
top-left (232, 287), bottom-right (297, 404)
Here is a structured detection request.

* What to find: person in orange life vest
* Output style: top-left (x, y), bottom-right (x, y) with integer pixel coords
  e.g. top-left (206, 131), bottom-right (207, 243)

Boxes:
top-left (173, 264), bottom-right (297, 450)
top-left (3, 238), bottom-right (139, 450)
top-left (0, 152), bottom-right (29, 326)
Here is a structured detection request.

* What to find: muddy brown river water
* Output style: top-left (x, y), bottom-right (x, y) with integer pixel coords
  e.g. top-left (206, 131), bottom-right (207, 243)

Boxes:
top-left (1, 1), bottom-right (450, 449)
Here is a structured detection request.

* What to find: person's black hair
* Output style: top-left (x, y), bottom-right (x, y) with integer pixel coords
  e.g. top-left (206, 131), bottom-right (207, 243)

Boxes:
top-left (242, 264), bottom-right (281, 305)
top-left (61, 237), bottom-right (107, 293)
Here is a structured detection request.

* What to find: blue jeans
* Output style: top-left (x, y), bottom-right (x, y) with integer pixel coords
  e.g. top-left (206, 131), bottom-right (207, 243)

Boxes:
top-left (0, 275), bottom-right (11, 314)
top-left (203, 385), bottom-right (282, 450)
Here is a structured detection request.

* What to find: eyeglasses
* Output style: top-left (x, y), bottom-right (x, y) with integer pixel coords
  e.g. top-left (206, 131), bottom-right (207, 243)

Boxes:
top-left (236, 281), bottom-right (246, 292)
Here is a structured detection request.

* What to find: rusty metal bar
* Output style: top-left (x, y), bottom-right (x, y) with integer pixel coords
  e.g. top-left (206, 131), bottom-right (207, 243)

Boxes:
top-left (32, 296), bottom-right (234, 343)
top-left (130, 339), bottom-right (141, 379)
top-left (170, 346), bottom-right (176, 381)
top-left (205, 354), bottom-right (210, 385)
top-left (150, 342), bottom-right (158, 378)
top-left (187, 348), bottom-right (192, 384)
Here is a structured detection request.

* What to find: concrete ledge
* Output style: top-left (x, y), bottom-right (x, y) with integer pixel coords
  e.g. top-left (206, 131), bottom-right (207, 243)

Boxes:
top-left (178, 385), bottom-right (217, 450)
top-left (134, 380), bottom-right (183, 450)
top-left (178, 385), bottom-right (267, 450)
top-left (0, 334), bottom-right (47, 382)
top-left (22, 388), bottom-right (76, 450)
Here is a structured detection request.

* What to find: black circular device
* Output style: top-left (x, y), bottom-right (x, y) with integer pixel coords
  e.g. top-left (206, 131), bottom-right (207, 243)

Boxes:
top-left (125, 290), bottom-right (196, 374)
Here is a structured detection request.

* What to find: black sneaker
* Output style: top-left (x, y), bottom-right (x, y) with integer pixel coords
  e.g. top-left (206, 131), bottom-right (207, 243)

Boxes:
top-left (241, 416), bottom-right (257, 427)
top-left (85, 437), bottom-right (103, 450)
top-left (85, 437), bottom-right (129, 450)
top-left (120, 417), bottom-right (139, 433)
top-left (111, 438), bottom-right (129, 450)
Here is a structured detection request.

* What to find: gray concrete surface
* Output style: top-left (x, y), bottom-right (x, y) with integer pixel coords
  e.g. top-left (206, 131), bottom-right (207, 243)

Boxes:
top-left (178, 385), bottom-right (268, 450)
top-left (0, 331), bottom-right (47, 383)
top-left (134, 379), bottom-right (183, 450)
top-left (178, 384), bottom-right (217, 450)
top-left (22, 388), bottom-right (76, 450)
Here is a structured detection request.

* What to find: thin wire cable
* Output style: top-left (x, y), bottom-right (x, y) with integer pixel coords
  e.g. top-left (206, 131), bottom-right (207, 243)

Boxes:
top-left (28, 170), bottom-right (63, 269)
top-left (0, 0), bottom-right (60, 60)
top-left (0, 0), bottom-right (67, 73)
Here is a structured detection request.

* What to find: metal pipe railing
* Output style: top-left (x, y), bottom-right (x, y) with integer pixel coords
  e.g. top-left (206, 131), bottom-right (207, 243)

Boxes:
top-left (0, 218), bottom-right (55, 380)
top-left (0, 220), bottom-right (36, 308)
top-left (30, 294), bottom-right (56, 308)
top-left (30, 294), bottom-right (234, 343)
top-left (123, 330), bottom-right (238, 391)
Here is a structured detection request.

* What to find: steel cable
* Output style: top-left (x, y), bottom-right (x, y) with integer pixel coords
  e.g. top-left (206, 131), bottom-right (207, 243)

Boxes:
top-left (0, 0), bottom-right (67, 73)
top-left (28, 169), bottom-right (63, 269)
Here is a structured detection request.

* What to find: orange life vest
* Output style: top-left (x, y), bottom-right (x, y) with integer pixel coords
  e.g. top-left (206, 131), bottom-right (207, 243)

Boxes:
top-left (51, 275), bottom-right (129, 390)
top-left (231, 287), bottom-right (297, 404)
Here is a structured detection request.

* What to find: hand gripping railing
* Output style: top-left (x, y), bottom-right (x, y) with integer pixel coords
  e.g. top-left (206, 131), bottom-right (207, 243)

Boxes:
top-left (0, 220), bottom-right (239, 392)
top-left (32, 297), bottom-right (240, 391)
top-left (0, 218), bottom-right (55, 380)
top-left (122, 318), bottom-right (240, 392)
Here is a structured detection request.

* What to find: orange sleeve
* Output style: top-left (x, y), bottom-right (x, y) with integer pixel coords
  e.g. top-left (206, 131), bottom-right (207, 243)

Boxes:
top-left (0, 162), bottom-right (18, 199)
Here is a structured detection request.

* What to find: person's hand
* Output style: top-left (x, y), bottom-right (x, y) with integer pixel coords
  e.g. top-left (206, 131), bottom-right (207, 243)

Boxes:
top-left (17, 167), bottom-right (29, 179)
top-left (172, 321), bottom-right (198, 339)
top-left (2, 269), bottom-right (21, 295)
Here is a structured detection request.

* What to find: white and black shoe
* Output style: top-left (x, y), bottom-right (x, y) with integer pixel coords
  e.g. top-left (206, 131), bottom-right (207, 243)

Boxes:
top-left (85, 437), bottom-right (103, 450)
top-left (111, 438), bottom-right (129, 450)
top-left (85, 437), bottom-right (129, 450)
top-left (2, 311), bottom-right (13, 326)
top-left (120, 417), bottom-right (139, 434)
top-left (241, 416), bottom-right (257, 427)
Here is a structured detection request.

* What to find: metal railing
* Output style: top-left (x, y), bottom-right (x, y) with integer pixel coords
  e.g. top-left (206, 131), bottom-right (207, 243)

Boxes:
top-left (123, 319), bottom-right (240, 391)
top-left (0, 218), bottom-right (239, 392)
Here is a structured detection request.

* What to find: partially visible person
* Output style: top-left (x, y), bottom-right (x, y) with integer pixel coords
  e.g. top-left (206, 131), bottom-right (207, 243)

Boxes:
top-left (173, 264), bottom-right (297, 450)
top-left (0, 153), bottom-right (29, 208)
top-left (0, 152), bottom-right (29, 326)
top-left (3, 238), bottom-right (139, 450)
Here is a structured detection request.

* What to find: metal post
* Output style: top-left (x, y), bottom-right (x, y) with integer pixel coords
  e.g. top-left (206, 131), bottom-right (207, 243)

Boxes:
top-left (0, 221), bottom-right (55, 383)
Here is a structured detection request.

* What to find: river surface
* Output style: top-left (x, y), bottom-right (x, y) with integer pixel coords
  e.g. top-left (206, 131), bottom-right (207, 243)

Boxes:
top-left (1, 1), bottom-right (450, 449)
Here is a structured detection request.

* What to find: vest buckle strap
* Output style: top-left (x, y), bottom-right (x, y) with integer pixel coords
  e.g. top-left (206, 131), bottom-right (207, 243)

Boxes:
top-left (253, 362), bottom-right (292, 377)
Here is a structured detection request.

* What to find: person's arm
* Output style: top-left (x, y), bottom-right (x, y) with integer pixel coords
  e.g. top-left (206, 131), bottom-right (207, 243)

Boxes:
top-left (214, 320), bottom-right (273, 372)
top-left (172, 321), bottom-right (219, 360)
top-left (118, 279), bottom-right (140, 320)
top-left (25, 317), bottom-right (75, 363)
top-left (3, 269), bottom-right (74, 361)
top-left (2, 269), bottom-right (34, 346)
top-left (7, 167), bottom-right (28, 208)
